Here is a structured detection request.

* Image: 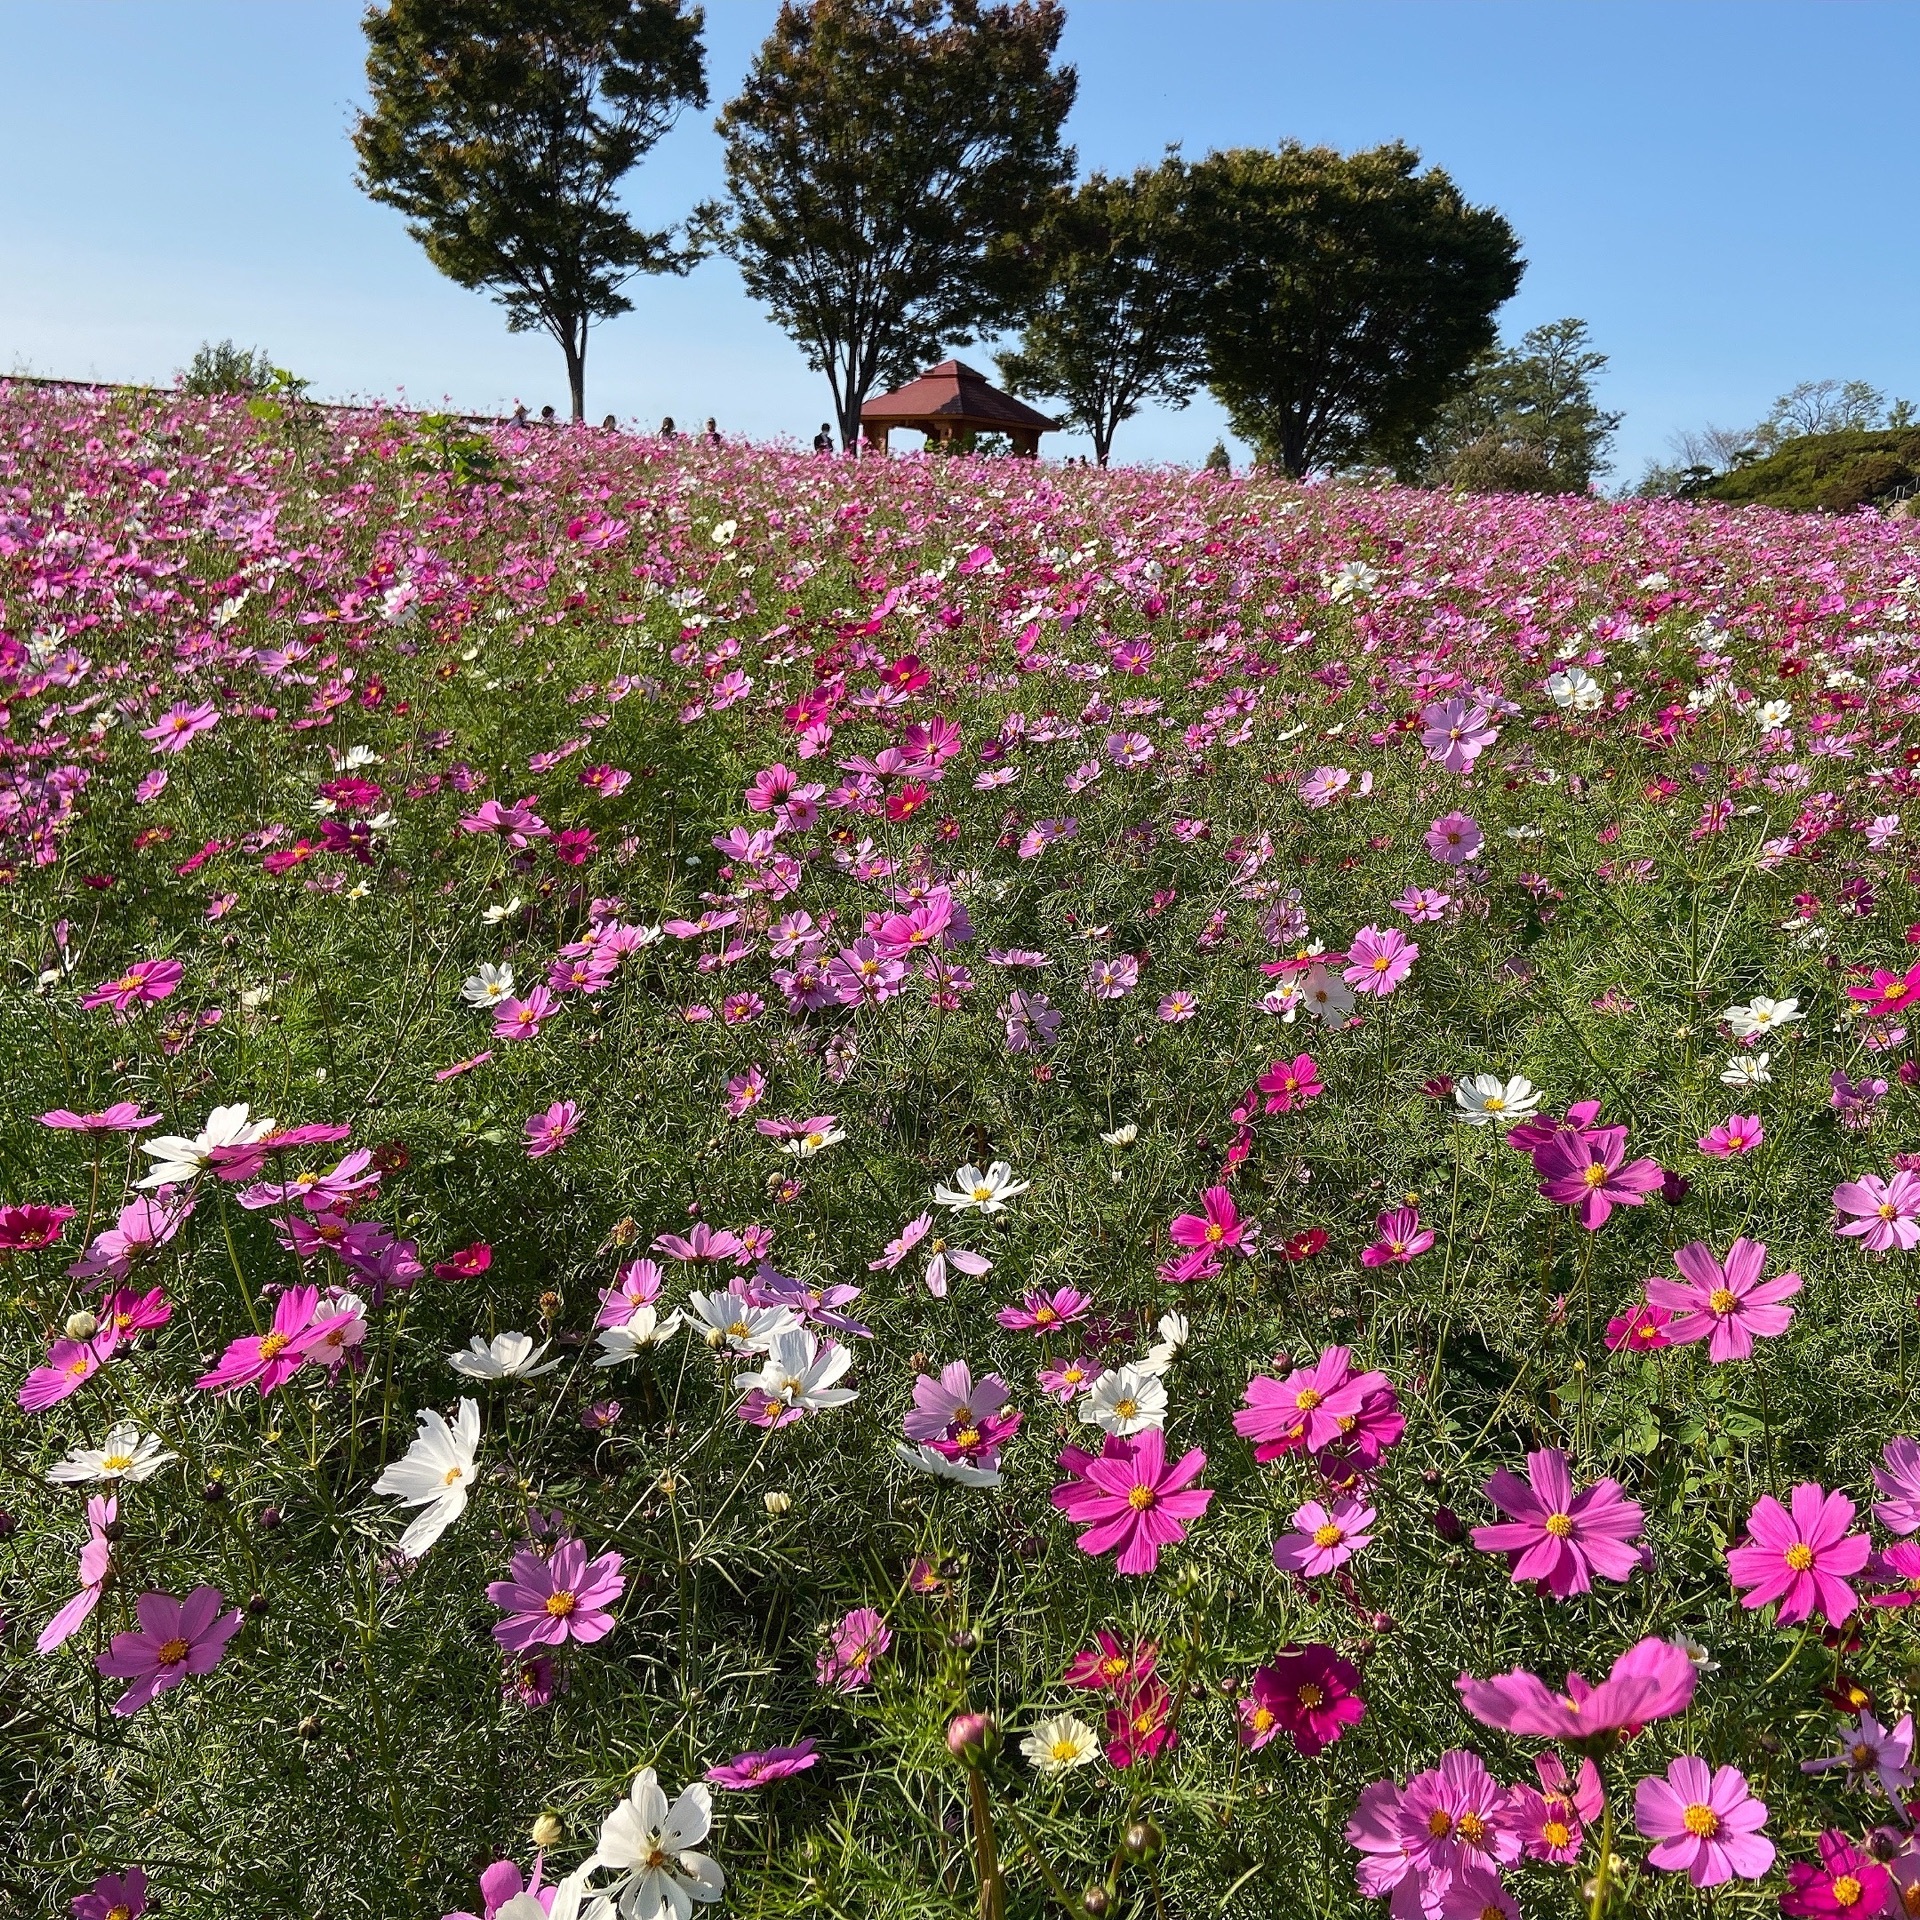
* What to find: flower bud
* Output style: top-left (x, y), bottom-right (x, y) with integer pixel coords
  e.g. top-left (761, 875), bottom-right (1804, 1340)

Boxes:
top-left (0, 1510), bottom-right (15, 1541)
top-left (1431, 1505), bottom-right (1463, 1543)
top-left (258, 1505), bottom-right (283, 1531)
top-left (946, 1711), bottom-right (997, 1764)
top-left (1081, 1888), bottom-right (1111, 1917)
top-left (1122, 1819), bottom-right (1163, 1863)
top-left (64, 1310), bottom-right (99, 1341)
top-left (763, 1491), bottom-right (792, 1516)
top-left (531, 1811), bottom-right (565, 1849)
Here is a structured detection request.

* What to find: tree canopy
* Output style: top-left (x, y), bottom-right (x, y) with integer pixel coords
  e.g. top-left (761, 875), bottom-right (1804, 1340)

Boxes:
top-left (994, 158), bottom-right (1210, 467)
top-left (353, 0), bottom-right (708, 420)
top-left (713, 0), bottom-right (1076, 450)
top-left (1188, 143), bottom-right (1523, 478)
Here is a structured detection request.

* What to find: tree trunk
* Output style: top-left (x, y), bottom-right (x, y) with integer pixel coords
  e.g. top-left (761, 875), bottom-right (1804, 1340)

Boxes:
top-left (562, 321), bottom-right (586, 423)
top-left (1093, 417), bottom-right (1113, 468)
top-left (838, 389), bottom-right (863, 454)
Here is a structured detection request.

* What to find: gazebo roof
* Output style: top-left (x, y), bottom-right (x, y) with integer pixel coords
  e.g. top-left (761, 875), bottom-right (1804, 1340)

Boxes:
top-left (860, 360), bottom-right (1059, 433)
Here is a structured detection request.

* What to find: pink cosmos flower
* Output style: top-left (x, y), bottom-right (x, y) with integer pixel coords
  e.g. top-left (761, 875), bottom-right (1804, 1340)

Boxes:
top-left (444, 1852), bottom-right (558, 1920)
top-left (72, 1869), bottom-right (149, 1920)
top-left (1345, 1778), bottom-right (1425, 1912)
top-left (1360, 1205), bottom-right (1434, 1266)
top-left (523, 1100), bottom-right (580, 1159)
top-left (651, 1222), bottom-right (743, 1266)
top-left (39, 1102), bottom-right (161, 1132)
top-left (1780, 1831), bottom-right (1893, 1920)
top-left (0, 1202), bottom-right (77, 1253)
top-left (1645, 1237), bottom-right (1800, 1360)
top-left (1392, 886), bottom-right (1452, 923)
top-left (494, 987), bottom-right (557, 1041)
top-left (816, 1606), bottom-right (890, 1690)
top-left (140, 700), bottom-right (219, 752)
top-left (1873, 1436), bottom-right (1920, 1534)
top-left (195, 1285), bottom-right (321, 1396)
top-left (1168, 1186), bottom-right (1245, 1254)
top-left (1426, 811), bottom-right (1484, 864)
top-left (1604, 1301), bottom-right (1673, 1351)
top-left (1240, 1645), bottom-right (1364, 1756)
top-left (1698, 1114), bottom-right (1764, 1158)
top-left (1272, 1497), bottom-right (1375, 1575)
top-left (903, 1362), bottom-right (1020, 1463)
top-left (1471, 1448), bottom-right (1645, 1597)
top-left (1343, 925), bottom-right (1417, 996)
top-left (707, 1738), bottom-right (819, 1789)
top-left (1050, 1429), bottom-right (1213, 1576)
top-left (1257, 1054), bottom-right (1323, 1112)
top-left (95, 1585), bottom-right (243, 1716)
top-left (1634, 1757), bottom-right (1774, 1888)
top-left (81, 959), bottom-right (183, 1012)
top-left (1509, 1753), bottom-right (1604, 1864)
top-left (1457, 1637), bottom-right (1697, 1747)
top-left (487, 1537), bottom-right (626, 1651)
top-left (1833, 1171), bottom-right (1920, 1252)
top-left (38, 1493), bottom-right (115, 1653)
top-left (1421, 698), bottom-right (1498, 773)
top-left (995, 1285), bottom-right (1093, 1333)
top-left (1532, 1126), bottom-right (1663, 1229)
top-left (1398, 1749), bottom-right (1521, 1878)
top-left (1800, 1710), bottom-right (1915, 1797)
top-left (1727, 1482), bottom-right (1872, 1625)
top-left (1236, 1346), bottom-right (1390, 1460)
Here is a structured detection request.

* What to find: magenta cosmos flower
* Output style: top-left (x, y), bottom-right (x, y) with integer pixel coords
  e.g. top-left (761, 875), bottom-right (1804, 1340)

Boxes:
top-left (194, 1283), bottom-right (327, 1397)
top-left (1050, 1429), bottom-right (1213, 1576)
top-left (1833, 1171), bottom-right (1920, 1252)
top-left (706, 1737), bottom-right (819, 1789)
top-left (1698, 1113), bottom-right (1763, 1158)
top-left (1635, 1756), bottom-right (1774, 1888)
top-left (1397, 1748), bottom-right (1521, 1878)
top-left (1342, 925), bottom-right (1417, 996)
top-left (1359, 1205), bottom-right (1434, 1266)
top-left (1645, 1237), bottom-right (1800, 1361)
top-left (487, 1536), bottom-right (626, 1651)
top-left (1780, 1831), bottom-right (1893, 1920)
top-left (140, 700), bottom-right (219, 752)
top-left (1727, 1482), bottom-right (1872, 1626)
top-left (994, 1286), bottom-right (1093, 1333)
top-left (81, 958), bottom-right (183, 1013)
top-left (523, 1099), bottom-right (580, 1159)
top-left (816, 1606), bottom-right (890, 1690)
top-left (1240, 1645), bottom-right (1364, 1756)
top-left (0, 1202), bottom-right (76, 1252)
top-left (38, 1494), bottom-right (115, 1653)
top-left (1532, 1125), bottom-right (1663, 1229)
top-left (1457, 1636), bottom-right (1697, 1748)
top-left (1272, 1498), bottom-right (1375, 1575)
top-left (39, 1101), bottom-right (160, 1132)
top-left (1471, 1448), bottom-right (1645, 1597)
top-left (1236, 1345), bottom-right (1390, 1460)
top-left (1168, 1186), bottom-right (1246, 1255)
top-left (96, 1585), bottom-right (243, 1716)
top-left (72, 1868), bottom-right (149, 1920)
top-left (1257, 1053), bottom-right (1323, 1111)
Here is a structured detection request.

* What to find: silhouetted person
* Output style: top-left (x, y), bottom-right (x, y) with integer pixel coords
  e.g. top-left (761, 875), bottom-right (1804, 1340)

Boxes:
top-left (658, 416), bottom-right (677, 439)
top-left (703, 417), bottom-right (722, 446)
top-left (812, 422), bottom-right (834, 454)
top-left (511, 403), bottom-right (529, 427)
top-left (601, 413), bottom-right (617, 431)
top-left (539, 405), bottom-right (556, 426)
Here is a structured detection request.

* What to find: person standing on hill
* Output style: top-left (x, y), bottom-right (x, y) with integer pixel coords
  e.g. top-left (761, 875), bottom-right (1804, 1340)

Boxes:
top-left (658, 415), bottom-right (678, 438)
top-left (704, 417), bottom-right (722, 445)
top-left (812, 422), bottom-right (834, 453)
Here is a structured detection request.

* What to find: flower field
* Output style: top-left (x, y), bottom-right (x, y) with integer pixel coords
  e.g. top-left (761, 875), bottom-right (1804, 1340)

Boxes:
top-left (7, 382), bottom-right (1920, 1920)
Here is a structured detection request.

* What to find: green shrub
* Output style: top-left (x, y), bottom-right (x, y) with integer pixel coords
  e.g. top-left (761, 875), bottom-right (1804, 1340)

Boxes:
top-left (1700, 428), bottom-right (1920, 512)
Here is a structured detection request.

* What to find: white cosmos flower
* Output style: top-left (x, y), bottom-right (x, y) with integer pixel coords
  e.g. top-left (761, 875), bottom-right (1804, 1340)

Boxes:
top-left (1721, 1052), bottom-right (1773, 1088)
top-left (732, 1328), bottom-right (856, 1414)
top-left (45, 1420), bottom-right (177, 1485)
top-left (1755, 698), bottom-right (1792, 732)
top-left (482, 895), bottom-right (524, 925)
top-left (593, 1309), bottom-right (683, 1365)
top-left (1142, 1312), bottom-right (1190, 1375)
top-left (583, 1768), bottom-right (724, 1920)
top-left (1544, 667), bottom-right (1603, 712)
top-left (1723, 995), bottom-right (1801, 1039)
top-left (685, 1291), bottom-right (800, 1355)
top-left (893, 1441), bottom-right (1002, 1488)
top-left (1078, 1364), bottom-right (1167, 1437)
top-left (372, 1399), bottom-right (479, 1557)
top-left (933, 1161), bottom-right (1031, 1213)
top-left (779, 1124), bottom-right (845, 1158)
top-left (1301, 963), bottom-right (1355, 1027)
top-left (461, 962), bottom-right (515, 1007)
top-left (136, 1101), bottom-right (276, 1189)
top-left (1098, 1123), bottom-right (1138, 1148)
top-left (1021, 1713), bottom-right (1100, 1775)
top-left (448, 1331), bottom-right (559, 1381)
top-left (1453, 1073), bottom-right (1543, 1126)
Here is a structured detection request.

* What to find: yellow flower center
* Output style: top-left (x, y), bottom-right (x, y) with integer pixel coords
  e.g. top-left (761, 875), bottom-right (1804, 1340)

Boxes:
top-left (1683, 1804), bottom-right (1719, 1839)
top-left (258, 1332), bottom-right (291, 1360)
top-left (1583, 1163), bottom-right (1609, 1188)
top-left (1113, 1398), bottom-right (1138, 1420)
top-left (101, 1453), bottom-right (134, 1472)
top-left (1457, 1811), bottom-right (1488, 1846)
top-left (441, 1465), bottom-right (465, 1486)
top-left (1543, 1820), bottom-right (1571, 1850)
top-left (1204, 1222), bottom-right (1224, 1242)
top-left (66, 1354), bottom-right (92, 1377)
top-left (1101, 1656), bottom-right (1127, 1681)
top-left (1834, 1877), bottom-right (1865, 1909)
top-left (1051, 1737), bottom-right (1081, 1761)
top-left (953, 1426), bottom-right (981, 1450)
top-left (544, 1590), bottom-right (577, 1618)
top-left (1127, 1484), bottom-right (1156, 1511)
top-left (1544, 1512), bottom-right (1574, 1538)
top-left (156, 1636), bottom-right (191, 1665)
top-left (1033, 1306), bottom-right (1057, 1324)
top-left (1853, 1743), bottom-right (1875, 1767)
top-left (1249, 1706), bottom-right (1276, 1732)
top-left (1311, 1523), bottom-right (1345, 1549)
top-left (107, 1907), bottom-right (131, 1920)
top-left (1295, 1387), bottom-right (1323, 1411)
top-left (1296, 1683), bottom-right (1324, 1710)
top-left (970, 1185), bottom-right (993, 1202)
top-left (1708, 1286), bottom-right (1738, 1314)
top-left (1784, 1542), bottom-right (1815, 1571)
top-left (1427, 1809), bottom-right (1453, 1838)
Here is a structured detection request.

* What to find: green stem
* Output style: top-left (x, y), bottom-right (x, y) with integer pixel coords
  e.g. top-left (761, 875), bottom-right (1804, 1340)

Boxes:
top-left (1588, 1786), bottom-right (1615, 1920)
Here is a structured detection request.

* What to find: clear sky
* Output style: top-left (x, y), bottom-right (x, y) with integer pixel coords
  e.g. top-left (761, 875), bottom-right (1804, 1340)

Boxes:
top-left (2, 1), bottom-right (1915, 485)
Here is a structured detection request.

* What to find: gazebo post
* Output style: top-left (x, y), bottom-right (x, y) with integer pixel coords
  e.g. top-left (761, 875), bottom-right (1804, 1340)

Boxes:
top-left (862, 423), bottom-right (890, 455)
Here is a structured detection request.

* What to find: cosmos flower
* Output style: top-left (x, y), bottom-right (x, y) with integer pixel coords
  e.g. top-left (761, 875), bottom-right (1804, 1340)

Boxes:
top-left (1634, 1757), bottom-right (1773, 1888)
top-left (1471, 1449), bottom-right (1645, 1597)
top-left (1727, 1482), bottom-right (1872, 1626)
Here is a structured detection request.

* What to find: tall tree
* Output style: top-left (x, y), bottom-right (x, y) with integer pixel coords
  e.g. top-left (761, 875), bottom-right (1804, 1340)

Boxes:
top-left (1188, 143), bottom-right (1523, 478)
top-left (713, 0), bottom-right (1076, 451)
top-left (353, 0), bottom-right (708, 421)
top-left (994, 158), bottom-right (1209, 467)
top-left (1403, 318), bottom-right (1623, 494)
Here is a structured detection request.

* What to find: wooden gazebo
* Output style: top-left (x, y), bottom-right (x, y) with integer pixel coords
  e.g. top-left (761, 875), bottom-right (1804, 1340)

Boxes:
top-left (860, 360), bottom-right (1059, 458)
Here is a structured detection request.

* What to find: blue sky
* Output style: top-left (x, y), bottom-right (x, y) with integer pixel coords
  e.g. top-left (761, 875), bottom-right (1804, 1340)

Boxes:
top-left (2, 0), bottom-right (1914, 483)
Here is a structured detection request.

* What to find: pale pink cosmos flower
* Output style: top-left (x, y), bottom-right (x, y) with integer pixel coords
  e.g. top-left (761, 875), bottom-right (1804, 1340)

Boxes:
top-left (1644, 1237), bottom-right (1800, 1360)
top-left (1471, 1448), bottom-right (1645, 1597)
top-left (37, 1493), bottom-right (115, 1652)
top-left (1421, 698), bottom-right (1498, 773)
top-left (1272, 1497), bottom-right (1375, 1575)
top-left (487, 1536), bottom-right (626, 1651)
top-left (1634, 1757), bottom-right (1774, 1888)
top-left (1426, 811), bottom-right (1484, 865)
top-left (1833, 1171), bottom-right (1920, 1252)
top-left (139, 701), bottom-right (220, 753)
top-left (1157, 991), bottom-right (1199, 1022)
top-left (96, 1585), bottom-right (243, 1715)
top-left (1391, 886), bottom-right (1451, 923)
top-left (1873, 1436), bottom-right (1920, 1534)
top-left (1050, 1429), bottom-right (1213, 1575)
top-left (1726, 1482), bottom-right (1872, 1626)
top-left (1800, 1710), bottom-right (1916, 1799)
top-left (1457, 1637), bottom-right (1697, 1745)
